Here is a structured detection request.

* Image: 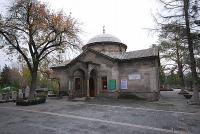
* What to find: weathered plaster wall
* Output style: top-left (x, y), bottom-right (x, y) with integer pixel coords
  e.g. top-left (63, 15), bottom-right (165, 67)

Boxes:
top-left (53, 68), bottom-right (69, 92)
top-left (52, 50), bottom-right (160, 101)
top-left (118, 58), bottom-right (160, 101)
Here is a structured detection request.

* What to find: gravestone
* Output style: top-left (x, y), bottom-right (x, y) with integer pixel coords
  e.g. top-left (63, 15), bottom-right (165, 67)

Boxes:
top-left (25, 86), bottom-right (30, 98)
top-left (12, 91), bottom-right (18, 100)
top-left (0, 94), bottom-right (2, 100)
top-left (18, 89), bottom-right (23, 99)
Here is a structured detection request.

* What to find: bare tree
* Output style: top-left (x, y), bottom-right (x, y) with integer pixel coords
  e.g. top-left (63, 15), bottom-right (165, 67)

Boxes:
top-left (156, 0), bottom-right (200, 104)
top-left (158, 23), bottom-right (187, 93)
top-left (0, 0), bottom-right (81, 98)
top-left (183, 0), bottom-right (199, 103)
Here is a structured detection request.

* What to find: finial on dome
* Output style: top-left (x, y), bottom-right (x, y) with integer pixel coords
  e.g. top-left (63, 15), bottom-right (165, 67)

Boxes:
top-left (103, 25), bottom-right (105, 34)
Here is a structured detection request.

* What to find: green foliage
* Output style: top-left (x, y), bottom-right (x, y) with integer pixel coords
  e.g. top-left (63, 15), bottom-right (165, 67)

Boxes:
top-left (0, 86), bottom-right (18, 94)
top-left (159, 66), bottom-right (166, 85)
top-left (40, 77), bottom-right (49, 88)
top-left (0, 64), bottom-right (60, 95)
top-left (0, 65), bottom-right (10, 87)
top-left (0, 65), bottom-right (21, 89)
top-left (51, 81), bottom-right (59, 95)
top-left (165, 73), bottom-right (180, 87)
top-left (21, 67), bottom-right (31, 87)
top-left (11, 80), bottom-right (20, 89)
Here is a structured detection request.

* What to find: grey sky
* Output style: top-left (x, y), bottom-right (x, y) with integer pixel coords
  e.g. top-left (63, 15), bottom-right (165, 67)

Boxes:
top-left (40, 0), bottom-right (160, 50)
top-left (0, 0), bottom-right (160, 68)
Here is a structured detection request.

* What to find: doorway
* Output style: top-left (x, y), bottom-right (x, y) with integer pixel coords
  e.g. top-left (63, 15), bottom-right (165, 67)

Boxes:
top-left (75, 78), bottom-right (81, 91)
top-left (101, 76), bottom-right (107, 90)
top-left (89, 77), bottom-right (95, 97)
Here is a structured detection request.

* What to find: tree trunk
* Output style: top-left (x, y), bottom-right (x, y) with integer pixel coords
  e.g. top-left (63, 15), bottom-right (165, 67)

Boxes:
top-left (184, 0), bottom-right (199, 104)
top-left (175, 42), bottom-right (185, 94)
top-left (177, 62), bottom-right (185, 94)
top-left (29, 67), bottom-right (38, 99)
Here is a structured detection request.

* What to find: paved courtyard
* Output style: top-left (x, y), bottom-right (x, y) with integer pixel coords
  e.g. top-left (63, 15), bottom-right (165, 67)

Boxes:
top-left (0, 89), bottom-right (200, 134)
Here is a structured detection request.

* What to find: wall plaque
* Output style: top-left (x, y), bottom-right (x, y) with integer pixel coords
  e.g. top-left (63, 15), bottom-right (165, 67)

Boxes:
top-left (121, 79), bottom-right (128, 89)
top-left (128, 73), bottom-right (141, 80)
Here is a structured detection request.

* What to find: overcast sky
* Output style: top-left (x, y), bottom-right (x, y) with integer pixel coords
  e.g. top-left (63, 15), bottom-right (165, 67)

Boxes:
top-left (0, 0), bottom-right (160, 68)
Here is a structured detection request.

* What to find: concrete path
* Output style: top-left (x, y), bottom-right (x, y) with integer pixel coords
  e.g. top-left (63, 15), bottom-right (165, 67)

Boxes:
top-left (0, 90), bottom-right (199, 134)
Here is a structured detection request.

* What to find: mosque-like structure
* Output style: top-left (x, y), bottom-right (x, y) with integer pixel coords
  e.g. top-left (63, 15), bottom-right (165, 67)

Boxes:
top-left (52, 32), bottom-right (160, 101)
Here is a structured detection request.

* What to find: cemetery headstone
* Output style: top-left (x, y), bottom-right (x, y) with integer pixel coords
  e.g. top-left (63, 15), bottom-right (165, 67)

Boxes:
top-left (12, 91), bottom-right (18, 101)
top-left (25, 86), bottom-right (30, 98)
top-left (18, 89), bottom-right (23, 99)
top-left (0, 94), bottom-right (2, 100)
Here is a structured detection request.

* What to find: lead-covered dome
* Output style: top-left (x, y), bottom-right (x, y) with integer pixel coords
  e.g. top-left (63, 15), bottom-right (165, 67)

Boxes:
top-left (83, 34), bottom-right (127, 52)
top-left (87, 34), bottom-right (122, 44)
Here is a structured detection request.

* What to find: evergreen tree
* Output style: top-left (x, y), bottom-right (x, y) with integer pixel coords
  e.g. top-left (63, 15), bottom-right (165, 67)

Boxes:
top-left (0, 65), bottom-right (10, 87)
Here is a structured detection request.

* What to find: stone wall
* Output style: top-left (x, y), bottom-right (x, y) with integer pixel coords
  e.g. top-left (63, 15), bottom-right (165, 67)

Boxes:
top-left (118, 58), bottom-right (160, 101)
top-left (52, 50), bottom-right (160, 101)
top-left (53, 68), bottom-right (69, 93)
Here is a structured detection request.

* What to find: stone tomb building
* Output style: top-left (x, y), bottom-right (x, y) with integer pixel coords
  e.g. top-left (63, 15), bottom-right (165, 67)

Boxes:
top-left (51, 34), bottom-right (160, 101)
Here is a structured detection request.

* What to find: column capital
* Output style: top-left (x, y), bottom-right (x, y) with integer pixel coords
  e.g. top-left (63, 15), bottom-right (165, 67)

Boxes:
top-left (86, 72), bottom-right (90, 79)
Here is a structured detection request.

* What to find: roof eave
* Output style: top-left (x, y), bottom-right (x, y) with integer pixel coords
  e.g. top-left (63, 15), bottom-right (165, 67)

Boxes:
top-left (82, 42), bottom-right (127, 50)
top-left (117, 55), bottom-right (159, 62)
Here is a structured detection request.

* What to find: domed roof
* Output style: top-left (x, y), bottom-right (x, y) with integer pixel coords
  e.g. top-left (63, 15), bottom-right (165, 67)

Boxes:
top-left (87, 34), bottom-right (122, 44)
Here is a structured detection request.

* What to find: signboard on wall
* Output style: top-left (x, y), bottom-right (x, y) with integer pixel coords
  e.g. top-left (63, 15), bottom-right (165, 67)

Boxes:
top-left (109, 80), bottom-right (116, 90)
top-left (128, 73), bottom-right (141, 80)
top-left (121, 79), bottom-right (128, 89)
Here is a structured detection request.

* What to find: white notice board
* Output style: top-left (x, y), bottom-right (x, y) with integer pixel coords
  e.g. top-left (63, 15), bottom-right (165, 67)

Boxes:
top-left (128, 73), bottom-right (141, 80)
top-left (121, 79), bottom-right (128, 89)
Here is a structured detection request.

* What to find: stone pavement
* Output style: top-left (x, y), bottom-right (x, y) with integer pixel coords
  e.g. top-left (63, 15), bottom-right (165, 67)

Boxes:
top-left (0, 89), bottom-right (199, 134)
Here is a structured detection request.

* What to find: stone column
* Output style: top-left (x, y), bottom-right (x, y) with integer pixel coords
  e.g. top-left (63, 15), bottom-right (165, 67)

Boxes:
top-left (97, 77), bottom-right (101, 95)
top-left (87, 78), bottom-right (89, 97)
top-left (68, 76), bottom-right (74, 99)
top-left (86, 72), bottom-right (90, 98)
top-left (68, 76), bottom-right (73, 91)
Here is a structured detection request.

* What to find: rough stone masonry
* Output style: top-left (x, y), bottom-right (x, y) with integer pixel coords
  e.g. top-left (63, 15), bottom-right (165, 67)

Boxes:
top-left (51, 33), bottom-right (160, 101)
